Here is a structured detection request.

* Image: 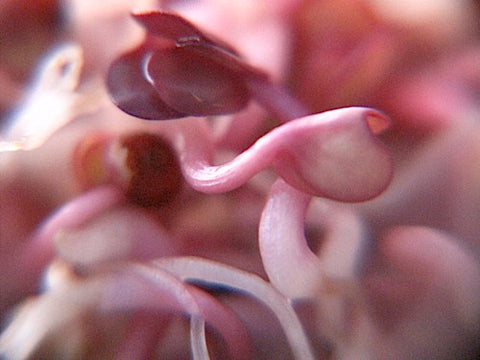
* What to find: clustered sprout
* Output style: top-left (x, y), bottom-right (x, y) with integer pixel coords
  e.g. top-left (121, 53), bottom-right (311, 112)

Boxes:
top-left (1, 9), bottom-right (396, 360)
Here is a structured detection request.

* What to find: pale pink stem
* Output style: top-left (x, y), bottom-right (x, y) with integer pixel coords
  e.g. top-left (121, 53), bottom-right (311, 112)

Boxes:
top-left (187, 286), bottom-right (252, 360)
top-left (54, 207), bottom-right (178, 267)
top-left (0, 186), bottom-right (124, 311)
top-left (258, 178), bottom-right (321, 299)
top-left (31, 185), bottom-right (124, 250)
top-left (132, 263), bottom-right (252, 359)
top-left (154, 256), bottom-right (316, 360)
top-left (0, 269), bottom-right (202, 360)
top-left (176, 108), bottom-right (392, 201)
top-left (104, 264), bottom-right (210, 359)
top-left (214, 103), bottom-right (268, 151)
top-left (175, 117), bottom-right (276, 192)
top-left (247, 77), bottom-right (310, 123)
top-left (260, 176), bottom-right (370, 300)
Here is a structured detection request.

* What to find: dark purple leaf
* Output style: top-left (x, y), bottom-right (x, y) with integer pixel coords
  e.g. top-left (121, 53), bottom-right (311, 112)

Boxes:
top-left (106, 11), bottom-right (271, 120)
top-left (132, 11), bottom-right (206, 43)
top-left (146, 46), bottom-right (251, 116)
top-left (132, 11), bottom-right (239, 56)
top-left (106, 47), bottom-right (186, 120)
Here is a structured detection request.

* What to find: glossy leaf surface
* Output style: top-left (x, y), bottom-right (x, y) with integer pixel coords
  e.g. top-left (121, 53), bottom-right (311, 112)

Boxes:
top-left (106, 47), bottom-right (185, 120)
top-left (106, 11), bottom-right (268, 120)
top-left (146, 46), bottom-right (250, 116)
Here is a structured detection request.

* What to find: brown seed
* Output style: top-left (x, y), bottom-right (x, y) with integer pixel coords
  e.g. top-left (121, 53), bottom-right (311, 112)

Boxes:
top-left (121, 133), bottom-right (183, 207)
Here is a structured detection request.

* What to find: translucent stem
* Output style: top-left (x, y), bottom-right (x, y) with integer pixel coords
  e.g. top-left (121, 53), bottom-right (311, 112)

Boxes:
top-left (155, 256), bottom-right (316, 360)
top-left (247, 77), bottom-right (310, 122)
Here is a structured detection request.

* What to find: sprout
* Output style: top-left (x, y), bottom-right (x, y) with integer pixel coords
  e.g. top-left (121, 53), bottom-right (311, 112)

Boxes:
top-left (176, 107), bottom-right (392, 201)
top-left (106, 11), bottom-right (267, 120)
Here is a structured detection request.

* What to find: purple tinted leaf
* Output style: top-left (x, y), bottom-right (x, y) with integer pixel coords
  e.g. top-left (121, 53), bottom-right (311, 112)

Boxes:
top-left (106, 47), bottom-right (186, 120)
top-left (107, 11), bottom-right (267, 119)
top-left (146, 46), bottom-right (251, 116)
top-left (181, 42), bottom-right (267, 80)
top-left (132, 11), bottom-right (206, 44)
top-left (132, 10), bottom-right (240, 56)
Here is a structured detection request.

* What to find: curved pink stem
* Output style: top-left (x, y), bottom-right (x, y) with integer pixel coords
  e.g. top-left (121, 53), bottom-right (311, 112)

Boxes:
top-left (0, 266), bottom-right (208, 360)
top-left (154, 256), bottom-right (316, 360)
top-left (130, 263), bottom-right (251, 360)
top-left (111, 265), bottom-right (209, 359)
top-left (0, 186), bottom-right (124, 311)
top-left (259, 179), bottom-right (321, 299)
top-left (186, 285), bottom-right (252, 360)
top-left (32, 186), bottom-right (125, 249)
top-left (54, 207), bottom-right (178, 267)
top-left (177, 107), bottom-right (392, 202)
top-left (176, 116), bottom-right (275, 192)
top-left (259, 178), bottom-right (370, 299)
